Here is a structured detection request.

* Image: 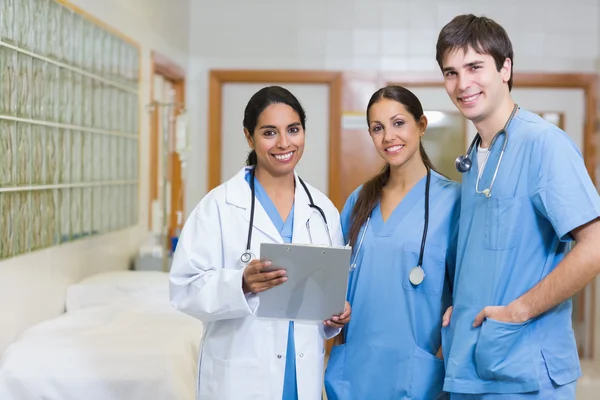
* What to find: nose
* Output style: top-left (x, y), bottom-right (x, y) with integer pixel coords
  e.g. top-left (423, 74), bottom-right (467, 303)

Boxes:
top-left (383, 126), bottom-right (394, 142)
top-left (458, 73), bottom-right (471, 92)
top-left (276, 132), bottom-right (289, 149)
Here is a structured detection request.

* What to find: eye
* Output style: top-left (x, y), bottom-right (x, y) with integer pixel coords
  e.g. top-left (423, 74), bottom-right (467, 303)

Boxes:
top-left (263, 130), bottom-right (276, 137)
top-left (470, 65), bottom-right (481, 72)
top-left (288, 127), bottom-right (300, 134)
top-left (371, 124), bottom-right (382, 133)
top-left (394, 120), bottom-right (404, 127)
top-left (444, 71), bottom-right (457, 77)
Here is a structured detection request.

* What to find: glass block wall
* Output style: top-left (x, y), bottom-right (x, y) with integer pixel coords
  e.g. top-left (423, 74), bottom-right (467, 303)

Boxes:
top-left (0, 0), bottom-right (140, 259)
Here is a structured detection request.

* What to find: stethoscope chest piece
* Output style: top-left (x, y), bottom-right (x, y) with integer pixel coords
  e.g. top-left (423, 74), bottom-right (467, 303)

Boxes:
top-left (455, 154), bottom-right (472, 173)
top-left (409, 266), bottom-right (425, 286)
top-left (241, 251), bottom-right (252, 264)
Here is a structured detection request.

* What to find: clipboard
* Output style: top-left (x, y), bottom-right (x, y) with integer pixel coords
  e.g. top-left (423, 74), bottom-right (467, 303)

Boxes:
top-left (256, 242), bottom-right (351, 322)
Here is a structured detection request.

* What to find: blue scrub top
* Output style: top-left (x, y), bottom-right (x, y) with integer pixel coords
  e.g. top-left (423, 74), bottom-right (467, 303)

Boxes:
top-left (324, 170), bottom-right (460, 400)
top-left (245, 171), bottom-right (297, 400)
top-left (442, 108), bottom-right (600, 395)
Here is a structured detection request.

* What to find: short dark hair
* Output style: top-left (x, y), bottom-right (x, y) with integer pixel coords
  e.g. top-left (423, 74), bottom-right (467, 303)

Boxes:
top-left (436, 14), bottom-right (514, 90)
top-left (242, 86), bottom-right (306, 166)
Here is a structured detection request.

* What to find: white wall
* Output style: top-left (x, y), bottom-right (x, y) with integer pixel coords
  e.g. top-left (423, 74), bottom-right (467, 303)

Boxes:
top-left (0, 0), bottom-right (191, 355)
top-left (185, 0), bottom-right (599, 211)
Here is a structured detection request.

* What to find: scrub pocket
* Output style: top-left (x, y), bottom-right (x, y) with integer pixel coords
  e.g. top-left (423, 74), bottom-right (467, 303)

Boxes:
top-left (541, 334), bottom-right (581, 386)
top-left (409, 346), bottom-right (445, 400)
top-left (483, 197), bottom-right (524, 251)
top-left (401, 241), bottom-right (446, 295)
top-left (474, 318), bottom-right (536, 385)
top-left (324, 344), bottom-right (349, 400)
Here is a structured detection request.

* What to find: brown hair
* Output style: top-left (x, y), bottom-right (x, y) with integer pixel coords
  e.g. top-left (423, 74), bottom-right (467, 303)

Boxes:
top-left (435, 14), bottom-right (514, 91)
top-left (347, 86), bottom-right (437, 248)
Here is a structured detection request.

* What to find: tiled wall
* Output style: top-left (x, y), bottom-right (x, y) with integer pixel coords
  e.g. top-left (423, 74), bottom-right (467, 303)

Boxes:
top-left (185, 0), bottom-right (599, 208)
top-left (192, 0), bottom-right (598, 71)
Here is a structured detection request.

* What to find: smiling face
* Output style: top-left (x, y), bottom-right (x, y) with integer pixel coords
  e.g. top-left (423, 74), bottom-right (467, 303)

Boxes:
top-left (441, 46), bottom-right (511, 124)
top-left (367, 98), bottom-right (426, 170)
top-left (245, 102), bottom-right (305, 178)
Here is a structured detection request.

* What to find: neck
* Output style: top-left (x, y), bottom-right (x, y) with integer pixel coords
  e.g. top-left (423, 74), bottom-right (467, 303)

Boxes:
top-left (475, 97), bottom-right (516, 148)
top-left (254, 166), bottom-right (295, 193)
top-left (386, 156), bottom-right (428, 192)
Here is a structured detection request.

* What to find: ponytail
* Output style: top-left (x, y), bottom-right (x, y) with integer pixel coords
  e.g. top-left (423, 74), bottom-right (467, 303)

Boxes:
top-left (348, 164), bottom-right (390, 248)
top-left (419, 142), bottom-right (436, 172)
top-left (246, 150), bottom-right (257, 166)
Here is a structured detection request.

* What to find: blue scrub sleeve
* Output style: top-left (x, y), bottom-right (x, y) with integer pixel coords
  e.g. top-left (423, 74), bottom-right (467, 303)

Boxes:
top-left (531, 129), bottom-right (600, 241)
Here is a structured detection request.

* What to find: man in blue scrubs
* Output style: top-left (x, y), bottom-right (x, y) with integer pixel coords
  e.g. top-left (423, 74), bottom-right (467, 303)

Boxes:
top-left (435, 14), bottom-right (600, 399)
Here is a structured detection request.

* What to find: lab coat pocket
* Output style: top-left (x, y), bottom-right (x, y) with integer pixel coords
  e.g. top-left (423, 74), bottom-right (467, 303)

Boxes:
top-left (324, 345), bottom-right (349, 400)
top-left (409, 346), bottom-right (445, 400)
top-left (474, 318), bottom-right (536, 384)
top-left (209, 358), bottom-right (264, 399)
top-left (401, 241), bottom-right (446, 295)
top-left (483, 197), bottom-right (523, 251)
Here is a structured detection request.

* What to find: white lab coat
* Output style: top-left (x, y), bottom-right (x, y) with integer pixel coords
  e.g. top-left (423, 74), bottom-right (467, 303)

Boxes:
top-left (170, 167), bottom-right (345, 400)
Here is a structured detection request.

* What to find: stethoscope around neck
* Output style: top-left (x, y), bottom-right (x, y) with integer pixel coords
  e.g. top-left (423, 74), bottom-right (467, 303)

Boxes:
top-left (240, 166), bottom-right (332, 264)
top-left (350, 167), bottom-right (431, 287)
top-left (455, 104), bottom-right (519, 198)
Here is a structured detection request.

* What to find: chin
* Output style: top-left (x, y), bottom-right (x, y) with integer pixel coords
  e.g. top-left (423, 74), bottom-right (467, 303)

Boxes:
top-left (458, 107), bottom-right (482, 122)
top-left (384, 156), bottom-right (409, 169)
top-left (269, 163), bottom-right (297, 177)
top-left (456, 100), bottom-right (487, 121)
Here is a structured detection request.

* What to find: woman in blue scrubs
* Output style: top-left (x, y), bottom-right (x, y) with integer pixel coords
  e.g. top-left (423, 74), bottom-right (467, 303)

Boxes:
top-left (324, 86), bottom-right (460, 400)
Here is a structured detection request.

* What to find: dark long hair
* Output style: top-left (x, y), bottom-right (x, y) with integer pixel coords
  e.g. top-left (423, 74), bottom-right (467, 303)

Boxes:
top-left (347, 85), bottom-right (437, 248)
top-left (242, 86), bottom-right (307, 166)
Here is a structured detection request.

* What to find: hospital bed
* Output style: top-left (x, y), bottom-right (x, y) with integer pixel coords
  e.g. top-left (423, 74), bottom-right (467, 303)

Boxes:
top-left (0, 271), bottom-right (204, 400)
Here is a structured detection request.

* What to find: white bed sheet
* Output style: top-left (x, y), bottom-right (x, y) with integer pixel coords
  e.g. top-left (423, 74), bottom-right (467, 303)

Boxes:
top-left (0, 276), bottom-right (204, 400)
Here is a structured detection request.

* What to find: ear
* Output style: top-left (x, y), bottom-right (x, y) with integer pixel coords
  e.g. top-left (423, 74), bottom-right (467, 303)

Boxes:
top-left (244, 128), bottom-right (254, 149)
top-left (418, 114), bottom-right (428, 136)
top-left (500, 57), bottom-right (512, 85)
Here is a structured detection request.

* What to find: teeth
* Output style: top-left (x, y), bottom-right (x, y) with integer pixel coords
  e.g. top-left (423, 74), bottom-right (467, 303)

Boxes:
top-left (461, 93), bottom-right (480, 102)
top-left (386, 145), bottom-right (404, 152)
top-left (274, 152), bottom-right (293, 160)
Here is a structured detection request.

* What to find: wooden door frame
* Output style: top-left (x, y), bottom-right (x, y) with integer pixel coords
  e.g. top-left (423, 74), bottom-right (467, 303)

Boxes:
top-left (208, 70), bottom-right (344, 209)
top-left (149, 51), bottom-right (186, 238)
top-left (383, 71), bottom-right (598, 358)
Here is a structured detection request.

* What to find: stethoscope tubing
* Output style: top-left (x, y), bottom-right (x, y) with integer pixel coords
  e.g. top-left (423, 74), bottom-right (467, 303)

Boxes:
top-left (241, 166), bottom-right (330, 263)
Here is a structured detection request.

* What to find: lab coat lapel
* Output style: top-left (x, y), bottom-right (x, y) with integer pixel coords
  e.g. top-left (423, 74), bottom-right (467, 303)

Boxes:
top-left (292, 173), bottom-right (313, 244)
top-left (225, 167), bottom-right (283, 244)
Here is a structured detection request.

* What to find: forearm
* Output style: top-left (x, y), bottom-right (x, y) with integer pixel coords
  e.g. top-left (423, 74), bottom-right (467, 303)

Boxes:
top-left (170, 267), bottom-right (258, 323)
top-left (514, 231), bottom-right (600, 320)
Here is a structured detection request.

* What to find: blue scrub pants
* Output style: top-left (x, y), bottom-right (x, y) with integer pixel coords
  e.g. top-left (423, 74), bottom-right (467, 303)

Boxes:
top-left (449, 359), bottom-right (576, 400)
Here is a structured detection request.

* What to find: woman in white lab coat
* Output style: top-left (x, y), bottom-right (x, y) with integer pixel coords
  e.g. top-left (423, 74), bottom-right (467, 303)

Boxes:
top-left (170, 86), bottom-right (351, 400)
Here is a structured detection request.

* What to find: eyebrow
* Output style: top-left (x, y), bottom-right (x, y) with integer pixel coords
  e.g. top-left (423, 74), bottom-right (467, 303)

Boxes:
top-left (370, 114), bottom-right (404, 124)
top-left (442, 60), bottom-right (485, 73)
top-left (259, 122), bottom-right (301, 130)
